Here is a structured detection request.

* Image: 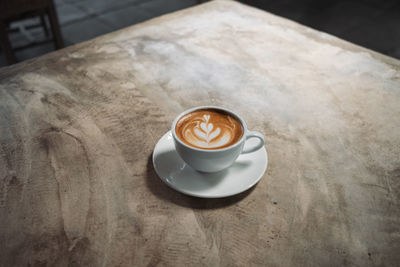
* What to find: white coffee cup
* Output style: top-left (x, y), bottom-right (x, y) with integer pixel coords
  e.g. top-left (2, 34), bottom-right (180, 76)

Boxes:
top-left (171, 106), bottom-right (265, 172)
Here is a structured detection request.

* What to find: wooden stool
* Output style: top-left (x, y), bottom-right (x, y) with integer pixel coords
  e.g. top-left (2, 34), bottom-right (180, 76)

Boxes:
top-left (0, 0), bottom-right (63, 65)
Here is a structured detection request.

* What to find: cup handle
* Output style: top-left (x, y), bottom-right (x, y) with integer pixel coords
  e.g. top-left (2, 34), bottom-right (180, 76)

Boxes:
top-left (241, 131), bottom-right (265, 154)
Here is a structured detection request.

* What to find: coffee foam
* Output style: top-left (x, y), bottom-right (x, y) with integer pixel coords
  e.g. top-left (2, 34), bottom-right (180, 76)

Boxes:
top-left (175, 109), bottom-right (243, 150)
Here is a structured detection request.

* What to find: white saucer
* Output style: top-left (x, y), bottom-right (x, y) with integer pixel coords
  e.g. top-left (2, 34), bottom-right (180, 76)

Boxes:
top-left (152, 131), bottom-right (268, 198)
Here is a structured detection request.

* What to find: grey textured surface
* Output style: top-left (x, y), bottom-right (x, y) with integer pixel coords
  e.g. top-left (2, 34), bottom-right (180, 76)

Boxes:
top-left (0, 1), bottom-right (399, 266)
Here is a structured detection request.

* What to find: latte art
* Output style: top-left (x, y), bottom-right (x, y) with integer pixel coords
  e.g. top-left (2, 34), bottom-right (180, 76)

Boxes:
top-left (175, 109), bottom-right (243, 150)
top-left (188, 114), bottom-right (229, 148)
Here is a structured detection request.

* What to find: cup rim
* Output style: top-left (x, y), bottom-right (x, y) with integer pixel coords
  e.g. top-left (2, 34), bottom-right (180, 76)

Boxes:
top-left (171, 105), bottom-right (248, 152)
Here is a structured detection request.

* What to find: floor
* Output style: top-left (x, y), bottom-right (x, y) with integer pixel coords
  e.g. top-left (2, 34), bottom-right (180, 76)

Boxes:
top-left (0, 0), bottom-right (399, 67)
top-left (251, 0), bottom-right (400, 60)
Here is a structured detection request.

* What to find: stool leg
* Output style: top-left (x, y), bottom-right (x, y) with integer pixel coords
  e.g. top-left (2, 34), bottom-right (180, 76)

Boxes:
top-left (40, 14), bottom-right (49, 37)
top-left (47, 0), bottom-right (64, 49)
top-left (0, 21), bottom-right (17, 65)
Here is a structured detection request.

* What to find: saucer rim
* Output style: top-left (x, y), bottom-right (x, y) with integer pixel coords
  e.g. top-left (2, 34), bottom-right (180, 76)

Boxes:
top-left (152, 131), bottom-right (268, 198)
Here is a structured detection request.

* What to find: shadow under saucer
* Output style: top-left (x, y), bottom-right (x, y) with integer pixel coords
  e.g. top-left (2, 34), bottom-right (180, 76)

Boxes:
top-left (146, 153), bottom-right (257, 210)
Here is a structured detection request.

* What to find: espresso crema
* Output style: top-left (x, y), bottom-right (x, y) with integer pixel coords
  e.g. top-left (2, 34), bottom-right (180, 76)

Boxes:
top-left (175, 108), bottom-right (243, 150)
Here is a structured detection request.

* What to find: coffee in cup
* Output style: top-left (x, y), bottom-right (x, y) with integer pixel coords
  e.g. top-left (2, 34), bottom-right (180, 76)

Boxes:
top-left (175, 108), bottom-right (243, 150)
top-left (172, 106), bottom-right (265, 172)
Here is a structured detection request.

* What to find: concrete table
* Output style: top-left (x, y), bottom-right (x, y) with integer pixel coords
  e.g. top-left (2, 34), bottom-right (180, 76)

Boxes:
top-left (0, 0), bottom-right (399, 266)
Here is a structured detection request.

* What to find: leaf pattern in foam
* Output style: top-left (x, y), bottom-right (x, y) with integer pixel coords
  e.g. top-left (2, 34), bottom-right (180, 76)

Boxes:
top-left (200, 122), bottom-right (207, 133)
top-left (208, 127), bottom-right (220, 142)
top-left (189, 113), bottom-right (229, 148)
top-left (207, 123), bottom-right (213, 133)
top-left (194, 128), bottom-right (207, 140)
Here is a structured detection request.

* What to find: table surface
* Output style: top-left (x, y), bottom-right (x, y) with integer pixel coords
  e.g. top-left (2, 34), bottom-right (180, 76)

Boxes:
top-left (1, 0), bottom-right (399, 266)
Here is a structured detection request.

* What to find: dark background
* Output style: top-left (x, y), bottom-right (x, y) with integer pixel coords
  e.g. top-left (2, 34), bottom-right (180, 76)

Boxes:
top-left (252, 0), bottom-right (400, 59)
top-left (1, 0), bottom-right (399, 67)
